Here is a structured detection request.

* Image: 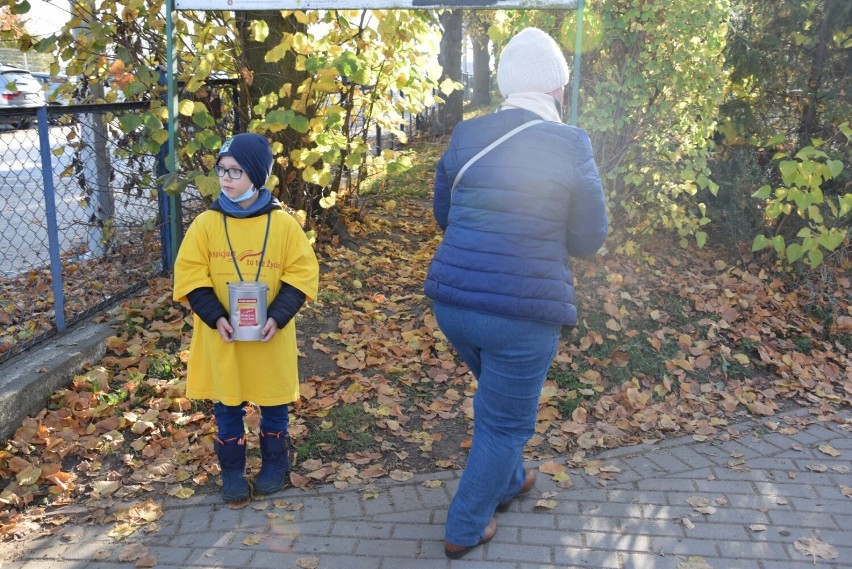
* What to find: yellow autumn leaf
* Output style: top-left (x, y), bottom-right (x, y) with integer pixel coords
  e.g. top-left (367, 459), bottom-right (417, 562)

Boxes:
top-left (178, 100), bottom-right (195, 117)
top-left (242, 535), bottom-right (263, 546)
top-left (108, 523), bottom-right (139, 539)
top-left (534, 499), bottom-right (558, 510)
top-left (553, 471), bottom-right (574, 489)
top-left (733, 353), bottom-right (750, 365)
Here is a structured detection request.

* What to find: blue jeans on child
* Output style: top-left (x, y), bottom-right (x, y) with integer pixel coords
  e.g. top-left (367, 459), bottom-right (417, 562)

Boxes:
top-left (434, 301), bottom-right (561, 546)
top-left (214, 402), bottom-right (289, 439)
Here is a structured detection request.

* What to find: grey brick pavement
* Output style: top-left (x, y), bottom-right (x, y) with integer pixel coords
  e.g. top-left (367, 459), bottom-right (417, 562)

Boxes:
top-left (2, 408), bottom-right (850, 568)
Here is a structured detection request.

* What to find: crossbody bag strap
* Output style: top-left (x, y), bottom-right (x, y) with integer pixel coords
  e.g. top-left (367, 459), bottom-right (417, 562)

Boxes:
top-left (451, 119), bottom-right (544, 194)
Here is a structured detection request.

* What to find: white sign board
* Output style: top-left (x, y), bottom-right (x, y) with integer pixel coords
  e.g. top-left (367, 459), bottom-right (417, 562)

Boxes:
top-left (175, 0), bottom-right (578, 9)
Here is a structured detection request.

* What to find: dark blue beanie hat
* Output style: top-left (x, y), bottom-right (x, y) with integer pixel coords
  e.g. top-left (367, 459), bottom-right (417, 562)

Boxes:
top-left (217, 133), bottom-right (273, 190)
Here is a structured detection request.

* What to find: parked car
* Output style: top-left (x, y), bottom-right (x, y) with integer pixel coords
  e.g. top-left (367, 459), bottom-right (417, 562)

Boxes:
top-left (0, 65), bottom-right (46, 129)
top-left (0, 65), bottom-right (46, 108)
top-left (31, 72), bottom-right (75, 106)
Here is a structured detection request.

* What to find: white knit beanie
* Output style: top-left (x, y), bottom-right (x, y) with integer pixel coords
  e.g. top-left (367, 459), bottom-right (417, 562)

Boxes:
top-left (497, 28), bottom-right (570, 98)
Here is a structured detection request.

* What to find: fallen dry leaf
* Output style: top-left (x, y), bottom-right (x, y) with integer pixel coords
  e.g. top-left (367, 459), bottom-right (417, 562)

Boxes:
top-left (817, 443), bottom-right (841, 457)
top-left (135, 555), bottom-right (158, 568)
top-left (227, 498), bottom-right (251, 510)
top-left (168, 486), bottom-right (194, 499)
top-left (686, 496), bottom-right (717, 515)
top-left (678, 557), bottom-right (713, 569)
top-left (108, 524), bottom-right (140, 540)
top-left (793, 538), bottom-right (838, 560)
top-left (389, 470), bottom-right (414, 482)
top-left (118, 542), bottom-right (148, 562)
top-left (539, 461), bottom-right (565, 476)
top-left (297, 556), bottom-right (321, 569)
top-left (553, 471), bottom-right (574, 489)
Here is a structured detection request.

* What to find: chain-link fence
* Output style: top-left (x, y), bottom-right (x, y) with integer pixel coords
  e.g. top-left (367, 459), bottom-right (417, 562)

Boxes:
top-left (0, 103), bottom-right (170, 363)
top-left (0, 70), bottom-right (243, 363)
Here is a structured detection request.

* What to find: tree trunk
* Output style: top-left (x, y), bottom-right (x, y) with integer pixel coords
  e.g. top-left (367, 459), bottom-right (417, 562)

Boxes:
top-left (797, 0), bottom-right (834, 148)
top-left (471, 20), bottom-right (491, 107)
top-left (439, 10), bottom-right (464, 131)
top-left (235, 11), bottom-right (309, 207)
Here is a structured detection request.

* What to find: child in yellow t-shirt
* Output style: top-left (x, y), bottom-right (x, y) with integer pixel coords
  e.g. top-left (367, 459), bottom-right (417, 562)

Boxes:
top-left (173, 133), bottom-right (319, 502)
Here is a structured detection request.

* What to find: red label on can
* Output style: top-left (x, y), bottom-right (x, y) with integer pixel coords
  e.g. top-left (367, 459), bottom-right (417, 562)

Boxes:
top-left (237, 298), bottom-right (258, 326)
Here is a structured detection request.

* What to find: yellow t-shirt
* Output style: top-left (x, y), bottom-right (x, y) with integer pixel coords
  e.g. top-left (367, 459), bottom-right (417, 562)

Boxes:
top-left (173, 209), bottom-right (319, 406)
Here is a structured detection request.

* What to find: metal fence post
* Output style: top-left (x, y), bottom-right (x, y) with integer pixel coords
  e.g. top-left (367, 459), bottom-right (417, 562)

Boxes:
top-left (156, 143), bottom-right (172, 271)
top-left (36, 106), bottom-right (66, 332)
top-left (166, 0), bottom-right (182, 269)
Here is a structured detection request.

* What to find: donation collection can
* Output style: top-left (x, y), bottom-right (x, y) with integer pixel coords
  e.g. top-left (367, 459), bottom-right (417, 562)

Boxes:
top-left (228, 281), bottom-right (268, 341)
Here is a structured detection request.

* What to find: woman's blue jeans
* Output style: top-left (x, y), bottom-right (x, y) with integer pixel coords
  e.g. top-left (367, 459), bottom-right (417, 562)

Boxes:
top-left (434, 301), bottom-right (561, 546)
top-left (214, 402), bottom-right (289, 440)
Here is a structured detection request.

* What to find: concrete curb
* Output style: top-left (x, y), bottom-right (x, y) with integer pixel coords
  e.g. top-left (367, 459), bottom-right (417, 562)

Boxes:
top-left (0, 319), bottom-right (115, 441)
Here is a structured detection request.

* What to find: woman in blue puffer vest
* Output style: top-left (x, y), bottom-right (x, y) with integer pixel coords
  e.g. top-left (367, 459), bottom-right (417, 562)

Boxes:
top-left (425, 28), bottom-right (608, 559)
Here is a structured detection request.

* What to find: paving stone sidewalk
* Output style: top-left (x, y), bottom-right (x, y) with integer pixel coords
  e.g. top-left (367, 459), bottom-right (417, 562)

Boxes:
top-left (3, 408), bottom-right (850, 569)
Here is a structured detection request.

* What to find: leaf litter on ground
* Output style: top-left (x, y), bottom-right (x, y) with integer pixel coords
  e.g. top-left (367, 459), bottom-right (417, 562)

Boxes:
top-left (0, 195), bottom-right (850, 550)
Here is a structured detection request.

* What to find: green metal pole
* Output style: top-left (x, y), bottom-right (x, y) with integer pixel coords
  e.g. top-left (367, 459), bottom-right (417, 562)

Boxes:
top-left (569, 0), bottom-right (584, 126)
top-left (166, 0), bottom-right (181, 267)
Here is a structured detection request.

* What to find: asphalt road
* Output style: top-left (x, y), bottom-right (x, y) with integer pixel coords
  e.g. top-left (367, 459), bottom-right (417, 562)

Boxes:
top-left (0, 124), bottom-right (157, 277)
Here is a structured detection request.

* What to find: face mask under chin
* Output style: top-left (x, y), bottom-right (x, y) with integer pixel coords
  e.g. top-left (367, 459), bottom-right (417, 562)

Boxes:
top-left (224, 185), bottom-right (255, 203)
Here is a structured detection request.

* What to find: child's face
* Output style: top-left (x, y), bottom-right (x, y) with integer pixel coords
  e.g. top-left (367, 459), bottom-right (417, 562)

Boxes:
top-left (217, 156), bottom-right (253, 199)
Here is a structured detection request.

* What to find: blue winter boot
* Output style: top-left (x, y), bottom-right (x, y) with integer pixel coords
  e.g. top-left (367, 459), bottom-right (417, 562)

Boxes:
top-left (213, 435), bottom-right (250, 502)
top-left (254, 431), bottom-right (291, 495)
